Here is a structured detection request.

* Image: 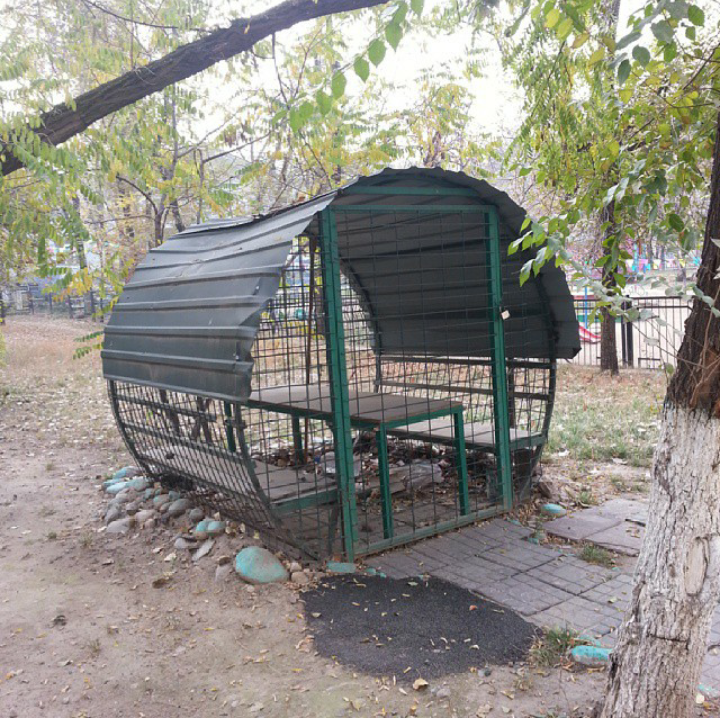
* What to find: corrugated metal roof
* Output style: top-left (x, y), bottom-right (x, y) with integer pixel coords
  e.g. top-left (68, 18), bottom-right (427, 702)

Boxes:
top-left (102, 167), bottom-right (580, 401)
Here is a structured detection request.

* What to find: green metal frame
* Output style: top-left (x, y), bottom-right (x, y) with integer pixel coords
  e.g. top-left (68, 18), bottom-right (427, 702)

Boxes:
top-left (486, 208), bottom-right (514, 510)
top-left (242, 200), bottom-right (518, 556)
top-left (318, 208), bottom-right (358, 560)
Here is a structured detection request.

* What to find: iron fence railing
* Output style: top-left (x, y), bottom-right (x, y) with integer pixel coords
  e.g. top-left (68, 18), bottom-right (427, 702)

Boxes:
top-left (573, 295), bottom-right (691, 369)
top-left (1, 288), bottom-right (106, 323)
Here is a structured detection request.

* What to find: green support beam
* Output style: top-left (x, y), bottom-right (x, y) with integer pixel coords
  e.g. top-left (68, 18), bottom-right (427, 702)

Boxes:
top-left (375, 426), bottom-right (394, 539)
top-left (486, 208), bottom-right (514, 511)
top-left (318, 208), bottom-right (358, 560)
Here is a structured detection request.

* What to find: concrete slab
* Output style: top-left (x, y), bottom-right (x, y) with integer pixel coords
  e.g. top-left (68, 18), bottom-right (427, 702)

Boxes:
top-left (542, 497), bottom-right (647, 555)
top-left (593, 497), bottom-right (648, 523)
top-left (586, 521), bottom-right (643, 555)
top-left (544, 512), bottom-right (619, 542)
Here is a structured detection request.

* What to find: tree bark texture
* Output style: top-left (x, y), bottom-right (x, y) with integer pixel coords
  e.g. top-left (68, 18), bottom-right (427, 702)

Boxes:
top-left (600, 200), bottom-right (620, 375)
top-left (600, 307), bottom-right (619, 374)
top-left (602, 111), bottom-right (720, 716)
top-left (0, 0), bottom-right (390, 177)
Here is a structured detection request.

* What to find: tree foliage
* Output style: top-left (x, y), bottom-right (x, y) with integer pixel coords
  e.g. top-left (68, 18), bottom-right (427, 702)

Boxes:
top-left (499, 0), bottom-right (718, 309)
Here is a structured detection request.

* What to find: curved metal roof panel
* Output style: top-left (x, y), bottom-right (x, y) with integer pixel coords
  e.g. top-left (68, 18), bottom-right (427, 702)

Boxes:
top-left (102, 167), bottom-right (580, 401)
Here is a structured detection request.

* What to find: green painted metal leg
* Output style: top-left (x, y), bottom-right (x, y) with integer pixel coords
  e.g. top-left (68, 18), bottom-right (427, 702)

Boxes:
top-left (453, 410), bottom-right (470, 515)
top-left (319, 208), bottom-right (357, 560)
top-left (486, 208), bottom-right (514, 511)
top-left (375, 426), bottom-right (394, 539)
top-left (291, 415), bottom-right (304, 464)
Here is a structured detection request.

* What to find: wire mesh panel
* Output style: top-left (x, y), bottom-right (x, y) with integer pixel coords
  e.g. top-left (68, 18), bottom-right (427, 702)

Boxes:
top-left (105, 173), bottom-right (570, 562)
top-left (327, 202), bottom-right (554, 555)
top-left (108, 382), bottom-right (291, 544)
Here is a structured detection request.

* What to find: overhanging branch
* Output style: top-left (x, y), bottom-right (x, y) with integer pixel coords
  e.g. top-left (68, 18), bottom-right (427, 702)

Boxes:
top-left (0, 0), bottom-right (391, 177)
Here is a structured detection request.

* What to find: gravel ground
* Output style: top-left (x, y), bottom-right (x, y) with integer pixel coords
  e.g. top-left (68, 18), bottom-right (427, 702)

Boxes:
top-left (0, 317), bottom-right (609, 717)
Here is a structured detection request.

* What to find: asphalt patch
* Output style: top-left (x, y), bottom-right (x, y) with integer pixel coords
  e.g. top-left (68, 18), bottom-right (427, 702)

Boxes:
top-left (302, 574), bottom-right (538, 681)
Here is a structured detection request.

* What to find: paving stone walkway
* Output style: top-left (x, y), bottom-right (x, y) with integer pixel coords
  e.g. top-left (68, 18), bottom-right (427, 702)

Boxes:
top-left (372, 518), bottom-right (720, 691)
top-left (544, 498), bottom-right (647, 555)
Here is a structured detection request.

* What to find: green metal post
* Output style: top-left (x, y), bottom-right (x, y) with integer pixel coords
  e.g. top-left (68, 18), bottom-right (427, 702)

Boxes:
top-left (375, 426), bottom-right (394, 538)
top-left (223, 401), bottom-right (237, 453)
top-left (318, 208), bottom-right (357, 560)
top-left (453, 410), bottom-right (470, 515)
top-left (486, 208), bottom-right (514, 510)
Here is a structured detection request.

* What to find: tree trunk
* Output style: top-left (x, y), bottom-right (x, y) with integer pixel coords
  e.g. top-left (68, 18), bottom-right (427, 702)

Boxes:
top-left (600, 201), bottom-right (619, 375)
top-left (600, 307), bottom-right (619, 374)
top-left (0, 0), bottom-right (391, 177)
top-left (602, 110), bottom-right (720, 717)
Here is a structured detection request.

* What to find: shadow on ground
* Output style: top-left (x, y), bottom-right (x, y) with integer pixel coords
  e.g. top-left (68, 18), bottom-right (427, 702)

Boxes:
top-left (302, 574), bottom-right (538, 681)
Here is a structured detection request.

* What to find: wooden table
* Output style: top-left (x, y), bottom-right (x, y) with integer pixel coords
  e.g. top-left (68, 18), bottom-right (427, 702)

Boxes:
top-left (247, 385), bottom-right (469, 538)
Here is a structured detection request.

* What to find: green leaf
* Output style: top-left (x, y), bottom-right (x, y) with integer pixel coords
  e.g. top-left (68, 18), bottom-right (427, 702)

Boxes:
top-left (368, 39), bottom-right (386, 66)
top-left (410, 0), bottom-right (424, 15)
top-left (617, 59), bottom-right (631, 85)
top-left (664, 42), bottom-right (678, 62)
top-left (545, 8), bottom-right (561, 28)
top-left (385, 22), bottom-right (402, 50)
top-left (587, 46), bottom-right (606, 65)
top-left (616, 30), bottom-right (641, 50)
top-left (393, 3), bottom-right (408, 24)
top-left (651, 20), bottom-right (674, 44)
top-left (687, 4), bottom-right (705, 25)
top-left (572, 31), bottom-right (589, 48)
top-left (557, 17), bottom-right (573, 40)
top-left (353, 57), bottom-right (370, 82)
top-left (331, 72), bottom-right (347, 99)
top-left (632, 45), bottom-right (651, 66)
top-left (316, 90), bottom-right (332, 115)
top-left (288, 108), bottom-right (302, 133)
top-left (668, 213), bottom-right (684, 231)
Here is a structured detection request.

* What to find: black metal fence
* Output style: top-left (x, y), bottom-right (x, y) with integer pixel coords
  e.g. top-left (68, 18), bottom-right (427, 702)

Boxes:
top-left (572, 295), bottom-right (691, 369)
top-left (1, 287), bottom-right (105, 324)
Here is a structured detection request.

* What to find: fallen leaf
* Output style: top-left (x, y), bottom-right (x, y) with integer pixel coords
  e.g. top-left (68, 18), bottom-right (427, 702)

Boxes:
top-left (412, 678), bottom-right (428, 691)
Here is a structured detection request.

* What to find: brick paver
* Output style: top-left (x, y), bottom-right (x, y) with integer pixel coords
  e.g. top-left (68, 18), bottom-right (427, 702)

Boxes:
top-left (371, 518), bottom-right (720, 692)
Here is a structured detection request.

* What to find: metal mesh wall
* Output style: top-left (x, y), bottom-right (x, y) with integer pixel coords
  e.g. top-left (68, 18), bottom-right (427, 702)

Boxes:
top-left (108, 200), bottom-right (558, 561)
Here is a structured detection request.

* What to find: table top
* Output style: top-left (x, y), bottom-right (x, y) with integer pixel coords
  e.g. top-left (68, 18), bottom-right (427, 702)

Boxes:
top-left (248, 384), bottom-right (462, 426)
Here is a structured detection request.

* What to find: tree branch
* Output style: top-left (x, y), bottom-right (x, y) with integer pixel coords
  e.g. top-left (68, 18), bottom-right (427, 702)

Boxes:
top-left (0, 0), bottom-right (391, 177)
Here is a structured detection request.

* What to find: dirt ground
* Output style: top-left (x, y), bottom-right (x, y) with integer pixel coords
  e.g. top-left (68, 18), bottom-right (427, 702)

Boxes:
top-left (0, 317), bottom-right (613, 717)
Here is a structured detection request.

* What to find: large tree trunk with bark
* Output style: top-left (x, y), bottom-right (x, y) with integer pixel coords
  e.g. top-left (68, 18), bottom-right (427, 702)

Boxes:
top-left (0, 0), bottom-right (390, 177)
top-left (603, 111), bottom-right (720, 717)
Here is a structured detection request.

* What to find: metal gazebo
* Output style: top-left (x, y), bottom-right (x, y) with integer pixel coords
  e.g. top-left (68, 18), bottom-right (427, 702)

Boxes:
top-left (102, 167), bottom-right (580, 561)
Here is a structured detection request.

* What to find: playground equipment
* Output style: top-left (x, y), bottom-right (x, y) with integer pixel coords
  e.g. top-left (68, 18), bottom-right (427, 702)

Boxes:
top-left (102, 167), bottom-right (580, 560)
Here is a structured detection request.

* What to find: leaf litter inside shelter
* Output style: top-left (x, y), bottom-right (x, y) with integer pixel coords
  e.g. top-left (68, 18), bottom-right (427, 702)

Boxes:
top-left (302, 574), bottom-right (538, 681)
